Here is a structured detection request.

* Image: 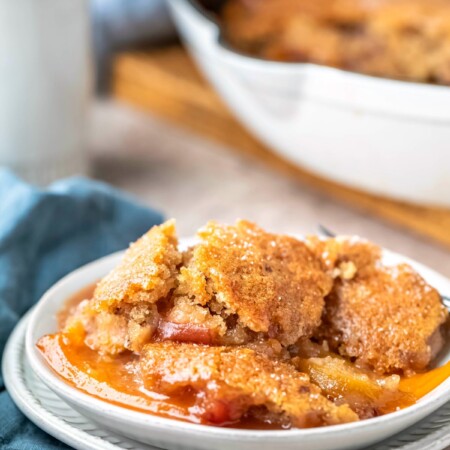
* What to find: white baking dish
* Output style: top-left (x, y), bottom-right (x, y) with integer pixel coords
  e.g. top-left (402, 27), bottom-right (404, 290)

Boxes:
top-left (168, 0), bottom-right (450, 207)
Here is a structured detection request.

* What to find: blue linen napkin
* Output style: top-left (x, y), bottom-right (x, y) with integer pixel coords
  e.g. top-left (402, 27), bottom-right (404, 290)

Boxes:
top-left (0, 169), bottom-right (163, 449)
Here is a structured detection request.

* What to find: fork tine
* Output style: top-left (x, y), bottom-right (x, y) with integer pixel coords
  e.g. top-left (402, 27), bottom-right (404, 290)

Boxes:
top-left (442, 296), bottom-right (450, 309)
top-left (317, 224), bottom-right (336, 238)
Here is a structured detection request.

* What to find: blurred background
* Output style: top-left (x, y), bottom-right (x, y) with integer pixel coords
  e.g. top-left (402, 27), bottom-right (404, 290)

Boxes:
top-left (1, 0), bottom-right (449, 275)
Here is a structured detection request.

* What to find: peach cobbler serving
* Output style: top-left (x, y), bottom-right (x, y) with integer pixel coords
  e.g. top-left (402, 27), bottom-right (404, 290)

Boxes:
top-left (219, 0), bottom-right (450, 85)
top-left (37, 220), bottom-right (449, 429)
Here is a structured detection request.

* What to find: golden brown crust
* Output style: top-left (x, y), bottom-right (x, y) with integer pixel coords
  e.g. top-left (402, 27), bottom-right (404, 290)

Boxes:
top-left (93, 220), bottom-right (182, 310)
top-left (66, 220), bottom-right (332, 353)
top-left (305, 235), bottom-right (382, 284)
top-left (65, 220), bottom-right (182, 355)
top-left (319, 262), bottom-right (448, 374)
top-left (221, 0), bottom-right (450, 84)
top-left (140, 341), bottom-right (358, 427)
top-left (67, 222), bottom-right (447, 378)
top-left (177, 220), bottom-right (332, 345)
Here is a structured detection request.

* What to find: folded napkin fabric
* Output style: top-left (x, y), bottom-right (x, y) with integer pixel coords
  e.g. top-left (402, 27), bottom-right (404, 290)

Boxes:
top-left (0, 169), bottom-right (163, 449)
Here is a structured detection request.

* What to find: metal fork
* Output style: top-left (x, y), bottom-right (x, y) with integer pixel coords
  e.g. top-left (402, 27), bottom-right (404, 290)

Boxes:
top-left (317, 224), bottom-right (336, 238)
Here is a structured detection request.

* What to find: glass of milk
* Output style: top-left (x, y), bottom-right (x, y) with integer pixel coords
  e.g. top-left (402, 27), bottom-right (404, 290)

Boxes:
top-left (0, 0), bottom-right (92, 185)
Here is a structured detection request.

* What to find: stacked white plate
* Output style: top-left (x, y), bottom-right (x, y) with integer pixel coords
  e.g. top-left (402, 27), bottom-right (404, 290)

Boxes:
top-left (3, 244), bottom-right (450, 450)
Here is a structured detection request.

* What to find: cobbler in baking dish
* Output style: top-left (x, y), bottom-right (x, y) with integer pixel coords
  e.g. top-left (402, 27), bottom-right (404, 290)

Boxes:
top-left (38, 220), bottom-right (449, 429)
top-left (219, 0), bottom-right (450, 85)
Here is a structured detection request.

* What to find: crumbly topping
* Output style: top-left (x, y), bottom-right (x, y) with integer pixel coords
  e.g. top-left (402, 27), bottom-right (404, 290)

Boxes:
top-left (319, 262), bottom-right (448, 374)
top-left (66, 221), bottom-right (448, 378)
top-left (93, 220), bottom-right (182, 310)
top-left (140, 341), bottom-right (358, 427)
top-left (177, 220), bottom-right (332, 345)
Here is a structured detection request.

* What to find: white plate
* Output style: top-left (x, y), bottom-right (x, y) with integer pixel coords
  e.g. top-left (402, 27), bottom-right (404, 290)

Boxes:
top-left (23, 241), bottom-right (450, 450)
top-left (3, 310), bottom-right (450, 450)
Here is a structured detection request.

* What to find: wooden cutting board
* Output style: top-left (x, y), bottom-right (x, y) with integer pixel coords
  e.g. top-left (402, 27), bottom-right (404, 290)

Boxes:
top-left (112, 45), bottom-right (450, 250)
